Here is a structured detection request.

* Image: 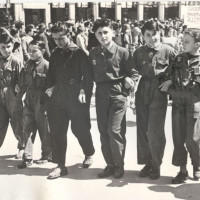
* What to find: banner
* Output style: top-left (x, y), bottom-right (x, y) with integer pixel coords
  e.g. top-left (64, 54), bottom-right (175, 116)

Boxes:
top-left (184, 6), bottom-right (200, 28)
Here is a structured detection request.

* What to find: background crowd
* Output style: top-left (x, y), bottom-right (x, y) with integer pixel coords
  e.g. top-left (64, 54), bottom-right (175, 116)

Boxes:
top-left (4, 16), bottom-right (186, 64)
top-left (1, 16), bottom-right (199, 183)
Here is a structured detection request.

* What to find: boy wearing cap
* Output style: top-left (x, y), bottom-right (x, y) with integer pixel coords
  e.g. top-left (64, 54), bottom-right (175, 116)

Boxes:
top-left (0, 27), bottom-right (24, 158)
top-left (169, 28), bottom-right (200, 184)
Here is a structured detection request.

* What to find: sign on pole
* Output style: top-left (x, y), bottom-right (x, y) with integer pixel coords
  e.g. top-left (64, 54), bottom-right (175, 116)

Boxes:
top-left (184, 6), bottom-right (200, 28)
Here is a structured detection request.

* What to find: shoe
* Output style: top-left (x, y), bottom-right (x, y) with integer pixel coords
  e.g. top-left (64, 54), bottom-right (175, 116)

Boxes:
top-left (17, 159), bottom-right (33, 169)
top-left (114, 166), bottom-right (124, 179)
top-left (36, 158), bottom-right (52, 165)
top-left (82, 156), bottom-right (93, 168)
top-left (171, 171), bottom-right (188, 184)
top-left (150, 168), bottom-right (160, 180)
top-left (193, 166), bottom-right (200, 181)
top-left (139, 164), bottom-right (152, 177)
top-left (15, 149), bottom-right (24, 159)
top-left (98, 165), bottom-right (115, 178)
top-left (47, 166), bottom-right (68, 179)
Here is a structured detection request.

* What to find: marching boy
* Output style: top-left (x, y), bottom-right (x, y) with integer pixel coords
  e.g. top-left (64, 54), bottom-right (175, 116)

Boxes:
top-left (17, 40), bottom-right (52, 169)
top-left (132, 21), bottom-right (176, 180)
top-left (169, 28), bottom-right (200, 184)
top-left (89, 19), bottom-right (138, 179)
top-left (0, 28), bottom-right (24, 158)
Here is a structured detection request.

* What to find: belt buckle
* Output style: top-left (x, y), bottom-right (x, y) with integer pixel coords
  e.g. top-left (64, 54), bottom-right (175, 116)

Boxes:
top-left (69, 79), bottom-right (74, 85)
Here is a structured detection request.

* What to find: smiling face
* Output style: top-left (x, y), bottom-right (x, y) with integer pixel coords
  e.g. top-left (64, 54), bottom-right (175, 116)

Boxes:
top-left (182, 33), bottom-right (199, 54)
top-left (95, 26), bottom-right (114, 48)
top-left (0, 42), bottom-right (13, 58)
top-left (143, 29), bottom-right (160, 49)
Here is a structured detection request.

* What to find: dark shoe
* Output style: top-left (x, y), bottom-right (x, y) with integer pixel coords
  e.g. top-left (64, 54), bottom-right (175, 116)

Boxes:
top-left (98, 165), bottom-right (115, 178)
top-left (171, 171), bottom-right (188, 184)
top-left (150, 168), bottom-right (160, 180)
top-left (36, 158), bottom-right (52, 165)
top-left (17, 159), bottom-right (33, 169)
top-left (82, 156), bottom-right (93, 168)
top-left (114, 166), bottom-right (124, 179)
top-left (47, 166), bottom-right (68, 179)
top-left (139, 164), bottom-right (152, 177)
top-left (15, 149), bottom-right (24, 159)
top-left (193, 166), bottom-right (200, 181)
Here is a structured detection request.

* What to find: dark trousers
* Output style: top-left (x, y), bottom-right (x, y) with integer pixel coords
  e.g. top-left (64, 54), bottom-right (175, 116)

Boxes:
top-left (0, 88), bottom-right (24, 150)
top-left (96, 83), bottom-right (127, 167)
top-left (136, 78), bottom-right (167, 169)
top-left (172, 90), bottom-right (200, 167)
top-left (23, 103), bottom-right (52, 160)
top-left (47, 102), bottom-right (95, 165)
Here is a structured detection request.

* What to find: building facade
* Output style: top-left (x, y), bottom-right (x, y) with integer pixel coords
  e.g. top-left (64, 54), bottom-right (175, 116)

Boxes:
top-left (0, 1), bottom-right (197, 26)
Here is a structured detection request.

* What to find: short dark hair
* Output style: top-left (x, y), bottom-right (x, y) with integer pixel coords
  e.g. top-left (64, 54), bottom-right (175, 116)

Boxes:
top-left (15, 21), bottom-right (24, 30)
top-left (113, 23), bottom-right (121, 30)
top-left (65, 22), bottom-right (74, 28)
top-left (25, 24), bottom-right (35, 34)
top-left (184, 28), bottom-right (200, 43)
top-left (141, 20), bottom-right (159, 35)
top-left (29, 40), bottom-right (45, 51)
top-left (51, 25), bottom-right (71, 37)
top-left (38, 23), bottom-right (46, 32)
top-left (93, 19), bottom-right (113, 32)
top-left (10, 28), bottom-right (19, 37)
top-left (84, 21), bottom-right (90, 27)
top-left (0, 27), bottom-right (13, 44)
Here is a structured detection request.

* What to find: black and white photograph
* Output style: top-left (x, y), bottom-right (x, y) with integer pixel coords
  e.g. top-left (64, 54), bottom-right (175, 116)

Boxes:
top-left (0, 0), bottom-right (200, 200)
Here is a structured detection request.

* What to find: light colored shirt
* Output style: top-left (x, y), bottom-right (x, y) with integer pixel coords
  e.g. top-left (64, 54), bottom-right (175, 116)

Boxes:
top-left (76, 33), bottom-right (89, 56)
top-left (21, 35), bottom-right (33, 62)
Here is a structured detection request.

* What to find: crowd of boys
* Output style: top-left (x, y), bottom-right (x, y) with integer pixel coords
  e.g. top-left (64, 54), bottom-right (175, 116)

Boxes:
top-left (0, 17), bottom-right (200, 184)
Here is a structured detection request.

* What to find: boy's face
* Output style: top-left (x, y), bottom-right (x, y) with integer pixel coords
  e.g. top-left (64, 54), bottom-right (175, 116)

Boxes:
top-left (28, 44), bottom-right (44, 61)
top-left (52, 32), bottom-right (70, 49)
top-left (0, 42), bottom-right (13, 58)
top-left (29, 29), bottom-right (34, 36)
top-left (143, 30), bottom-right (160, 49)
top-left (168, 28), bottom-right (174, 37)
top-left (20, 25), bottom-right (25, 35)
top-left (95, 26), bottom-right (114, 47)
top-left (183, 33), bottom-right (199, 54)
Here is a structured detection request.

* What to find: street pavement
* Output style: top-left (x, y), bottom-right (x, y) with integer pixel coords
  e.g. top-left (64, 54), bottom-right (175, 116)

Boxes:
top-left (0, 96), bottom-right (200, 200)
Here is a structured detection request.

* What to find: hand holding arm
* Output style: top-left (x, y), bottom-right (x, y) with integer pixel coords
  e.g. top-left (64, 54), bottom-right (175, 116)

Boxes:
top-left (78, 89), bottom-right (86, 103)
top-left (45, 86), bottom-right (55, 97)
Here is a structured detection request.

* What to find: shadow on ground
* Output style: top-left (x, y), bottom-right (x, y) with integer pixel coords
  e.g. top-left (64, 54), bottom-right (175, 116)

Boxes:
top-left (3, 153), bottom-right (198, 198)
top-left (0, 155), bottom-right (52, 177)
top-left (0, 155), bottom-right (169, 185)
top-left (149, 183), bottom-right (200, 200)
